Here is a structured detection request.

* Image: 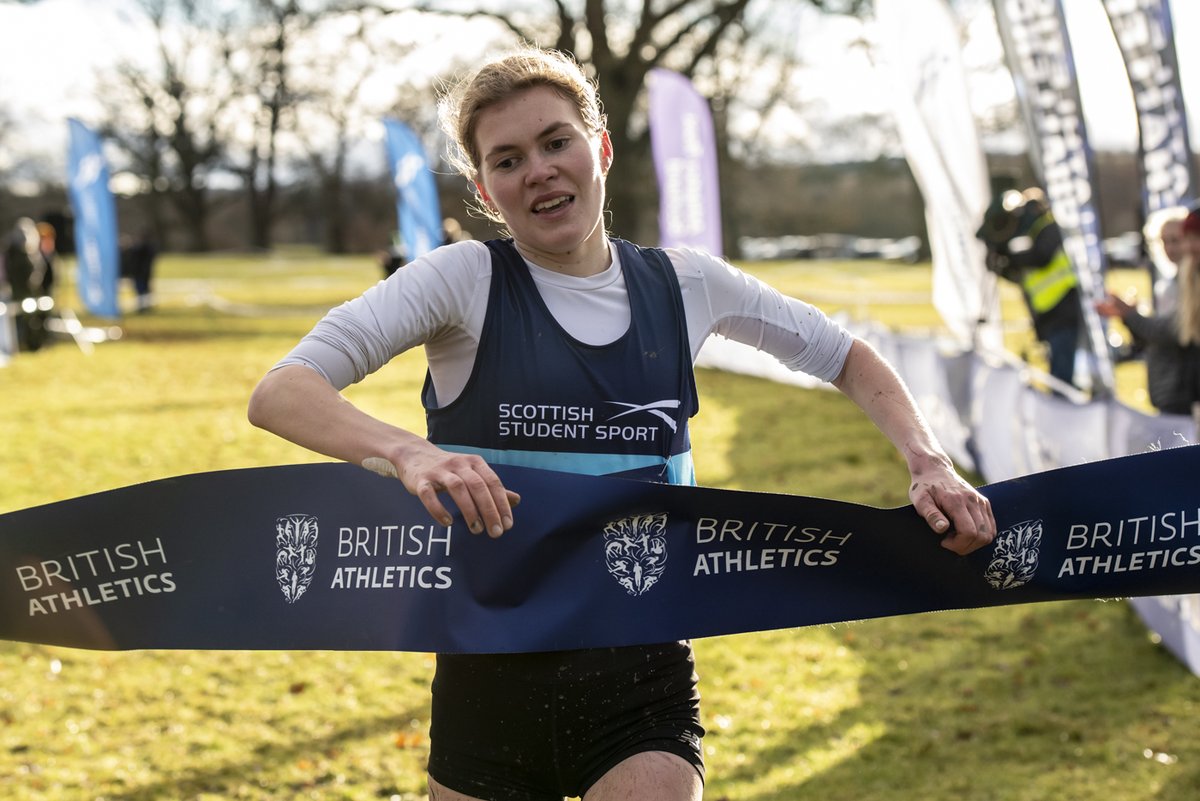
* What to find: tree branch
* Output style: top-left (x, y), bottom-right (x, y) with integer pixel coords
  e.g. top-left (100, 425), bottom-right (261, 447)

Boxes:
top-left (551, 0), bottom-right (575, 52)
top-left (682, 0), bottom-right (753, 74)
top-left (584, 0), bottom-right (609, 63)
top-left (629, 0), bottom-right (694, 58)
top-left (410, 2), bottom-right (538, 43)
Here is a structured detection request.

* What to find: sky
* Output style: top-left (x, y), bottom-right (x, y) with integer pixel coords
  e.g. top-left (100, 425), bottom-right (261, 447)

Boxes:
top-left (2, 0), bottom-right (1199, 188)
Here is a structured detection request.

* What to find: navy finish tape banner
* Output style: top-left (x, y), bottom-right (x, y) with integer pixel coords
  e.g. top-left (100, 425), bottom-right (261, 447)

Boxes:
top-left (3, 446), bottom-right (1200, 653)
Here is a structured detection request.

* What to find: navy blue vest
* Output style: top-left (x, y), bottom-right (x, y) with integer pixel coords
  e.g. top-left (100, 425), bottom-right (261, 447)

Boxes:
top-left (423, 239), bottom-right (699, 485)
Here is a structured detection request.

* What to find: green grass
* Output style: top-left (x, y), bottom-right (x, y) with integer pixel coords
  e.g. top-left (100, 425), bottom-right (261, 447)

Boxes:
top-left (1, 253), bottom-right (1196, 800)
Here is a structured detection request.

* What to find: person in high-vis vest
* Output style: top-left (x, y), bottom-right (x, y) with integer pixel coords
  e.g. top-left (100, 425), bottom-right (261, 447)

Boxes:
top-left (249, 47), bottom-right (995, 801)
top-left (977, 187), bottom-right (1084, 388)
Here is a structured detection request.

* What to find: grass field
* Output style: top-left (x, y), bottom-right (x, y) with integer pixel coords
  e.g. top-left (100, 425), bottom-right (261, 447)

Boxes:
top-left (1, 252), bottom-right (1196, 800)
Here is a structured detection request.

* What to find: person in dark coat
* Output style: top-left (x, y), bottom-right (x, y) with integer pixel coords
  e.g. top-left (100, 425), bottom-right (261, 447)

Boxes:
top-left (120, 230), bottom-right (158, 312)
top-left (977, 188), bottom-right (1085, 388)
top-left (2, 218), bottom-right (49, 351)
top-left (1098, 208), bottom-right (1200, 430)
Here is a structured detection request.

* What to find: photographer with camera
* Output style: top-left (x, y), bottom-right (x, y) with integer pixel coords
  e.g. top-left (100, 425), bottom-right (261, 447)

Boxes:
top-left (976, 187), bottom-right (1084, 389)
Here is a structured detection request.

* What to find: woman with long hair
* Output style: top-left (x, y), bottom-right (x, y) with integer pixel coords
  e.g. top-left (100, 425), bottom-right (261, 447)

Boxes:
top-left (1097, 207), bottom-right (1200, 426)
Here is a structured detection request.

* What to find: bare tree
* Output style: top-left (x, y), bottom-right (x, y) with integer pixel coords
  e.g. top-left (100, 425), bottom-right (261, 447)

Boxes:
top-left (91, 0), bottom-right (870, 250)
top-left (97, 0), bottom-right (233, 251)
top-left (224, 0), bottom-right (444, 250)
top-left (704, 13), bottom-right (815, 254)
top-left (217, 0), bottom-right (308, 250)
top-left (99, 0), bottom-right (382, 251)
top-left (397, 0), bottom-right (868, 241)
top-left (289, 14), bottom-right (382, 252)
top-left (291, 71), bottom-right (369, 252)
top-left (0, 106), bottom-right (16, 225)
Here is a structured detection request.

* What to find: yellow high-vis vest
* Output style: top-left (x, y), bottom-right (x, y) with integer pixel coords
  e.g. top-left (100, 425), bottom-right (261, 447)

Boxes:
top-left (1021, 213), bottom-right (1078, 314)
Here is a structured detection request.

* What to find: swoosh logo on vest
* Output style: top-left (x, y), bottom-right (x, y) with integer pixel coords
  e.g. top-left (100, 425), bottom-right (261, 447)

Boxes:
top-left (605, 399), bottom-right (682, 433)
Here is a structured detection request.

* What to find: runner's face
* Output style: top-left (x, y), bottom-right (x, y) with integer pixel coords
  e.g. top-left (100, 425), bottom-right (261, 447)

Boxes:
top-left (474, 86), bottom-right (612, 270)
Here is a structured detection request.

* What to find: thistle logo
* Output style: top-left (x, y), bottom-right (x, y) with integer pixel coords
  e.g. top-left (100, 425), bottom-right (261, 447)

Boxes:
top-left (275, 514), bottom-right (319, 604)
top-left (984, 519), bottom-right (1042, 590)
top-left (603, 513), bottom-right (668, 596)
top-left (605, 400), bottom-right (681, 432)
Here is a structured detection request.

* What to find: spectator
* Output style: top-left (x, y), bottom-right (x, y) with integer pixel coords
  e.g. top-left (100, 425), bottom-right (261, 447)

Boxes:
top-left (377, 232), bottom-right (408, 278)
top-left (1096, 207), bottom-right (1200, 421)
top-left (977, 187), bottom-right (1085, 389)
top-left (120, 230), bottom-right (158, 312)
top-left (1145, 206), bottom-right (1189, 316)
top-left (34, 221), bottom-right (58, 297)
top-left (442, 217), bottom-right (470, 244)
top-left (2, 218), bottom-right (49, 351)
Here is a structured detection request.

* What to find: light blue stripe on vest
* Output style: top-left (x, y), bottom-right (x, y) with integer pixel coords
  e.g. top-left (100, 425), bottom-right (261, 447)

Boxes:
top-left (440, 445), bottom-right (696, 486)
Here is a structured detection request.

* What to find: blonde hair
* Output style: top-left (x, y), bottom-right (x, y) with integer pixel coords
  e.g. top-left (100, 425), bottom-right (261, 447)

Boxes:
top-left (1177, 254), bottom-right (1200, 346)
top-left (438, 47), bottom-right (605, 221)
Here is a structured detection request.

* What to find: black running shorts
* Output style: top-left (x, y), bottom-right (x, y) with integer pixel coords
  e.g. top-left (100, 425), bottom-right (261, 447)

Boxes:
top-left (427, 641), bottom-right (705, 800)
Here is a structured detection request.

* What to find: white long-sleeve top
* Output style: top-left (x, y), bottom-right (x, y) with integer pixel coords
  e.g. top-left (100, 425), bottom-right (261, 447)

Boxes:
top-left (276, 239), bottom-right (853, 407)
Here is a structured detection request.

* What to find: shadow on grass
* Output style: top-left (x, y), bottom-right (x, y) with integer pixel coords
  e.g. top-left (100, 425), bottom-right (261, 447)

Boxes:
top-left (116, 320), bottom-right (319, 344)
top-left (106, 704), bottom-right (428, 801)
top-left (697, 369), bottom-right (1200, 801)
top-left (711, 603), bottom-right (1200, 801)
